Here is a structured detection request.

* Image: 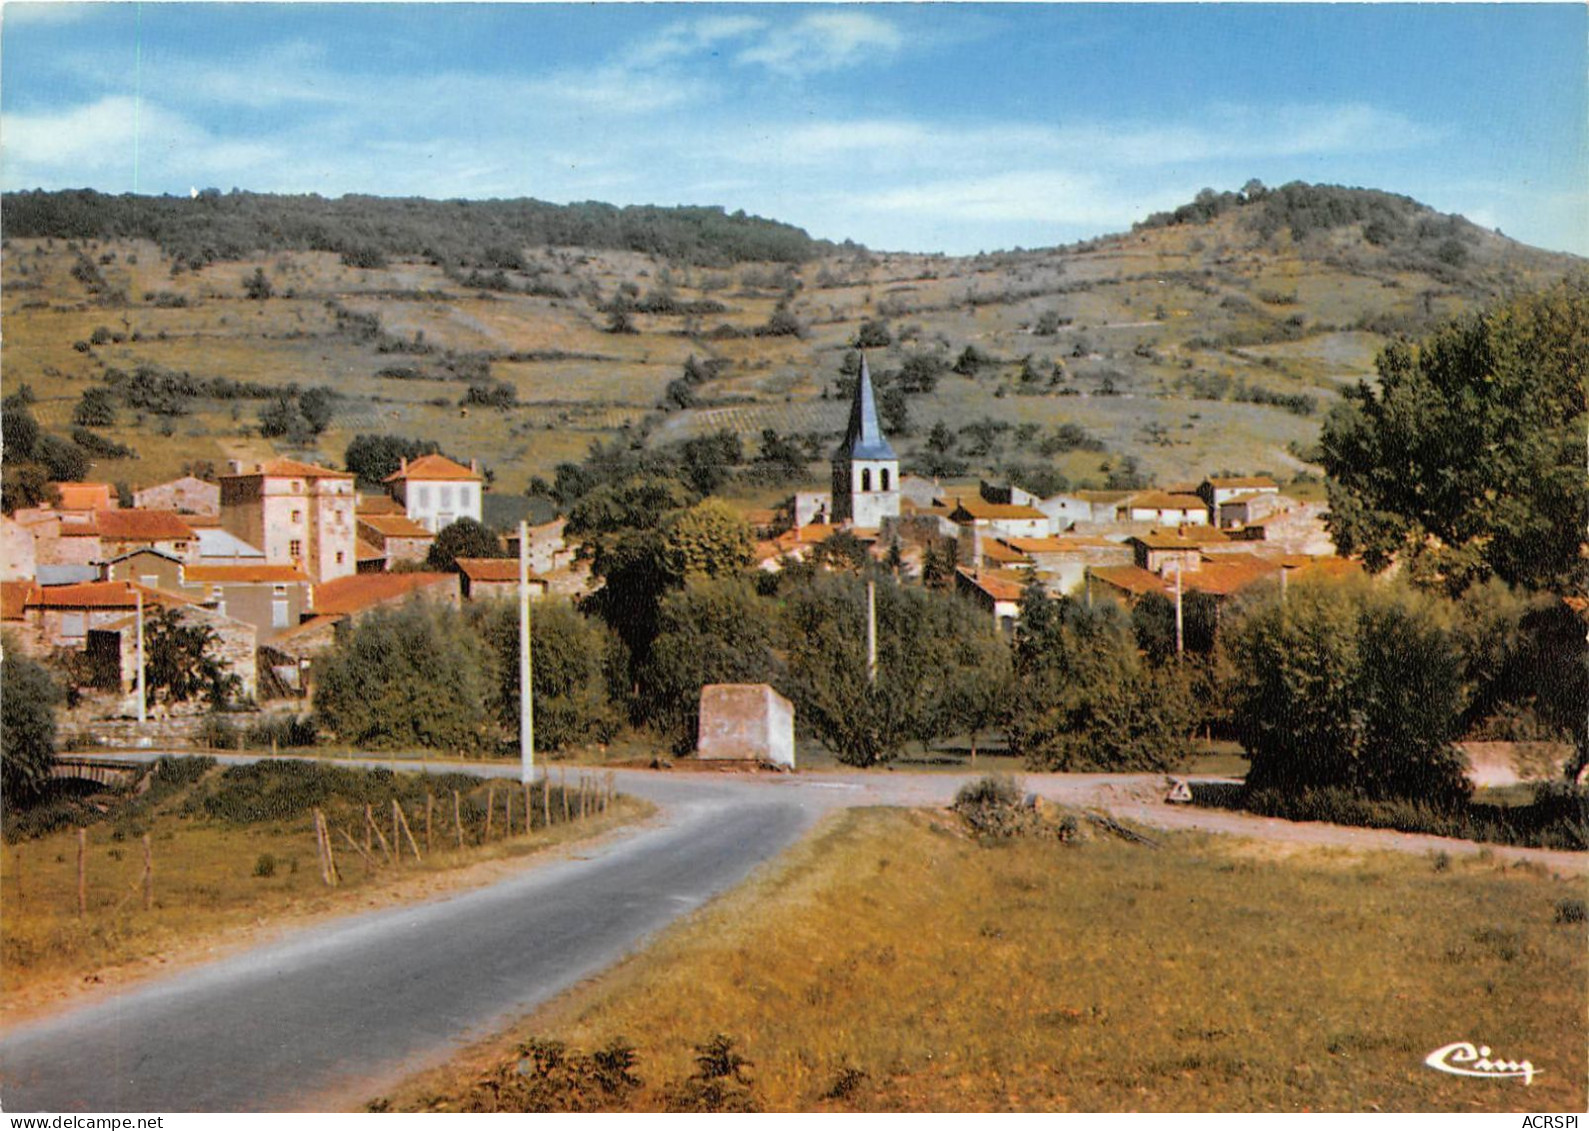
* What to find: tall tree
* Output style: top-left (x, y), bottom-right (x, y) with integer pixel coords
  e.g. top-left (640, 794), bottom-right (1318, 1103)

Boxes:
top-left (1321, 277), bottom-right (1588, 594)
top-left (1, 643), bottom-right (61, 804)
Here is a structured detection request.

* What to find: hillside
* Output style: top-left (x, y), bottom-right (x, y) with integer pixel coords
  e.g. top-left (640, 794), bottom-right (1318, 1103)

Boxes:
top-left (3, 182), bottom-right (1581, 509)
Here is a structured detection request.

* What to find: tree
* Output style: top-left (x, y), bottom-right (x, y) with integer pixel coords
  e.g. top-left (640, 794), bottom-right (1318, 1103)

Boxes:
top-left (852, 319), bottom-right (892, 349)
top-left (639, 578), bottom-right (782, 753)
top-left (2, 643), bottom-right (61, 804)
top-left (344, 434), bottom-right (442, 486)
top-left (1321, 278), bottom-right (1588, 594)
top-left (426, 517), bottom-right (504, 571)
top-left (314, 602), bottom-right (498, 754)
top-left (474, 599), bottom-right (619, 751)
top-left (1222, 577), bottom-right (1471, 805)
top-left (243, 266), bottom-right (273, 300)
top-left (257, 395), bottom-right (299, 439)
top-left (663, 498), bottom-right (753, 580)
top-left (73, 386), bottom-right (118, 428)
top-left (782, 574), bottom-right (1002, 766)
top-left (298, 386), bottom-right (336, 435)
top-left (1006, 588), bottom-right (1195, 772)
top-left (142, 608), bottom-right (242, 707)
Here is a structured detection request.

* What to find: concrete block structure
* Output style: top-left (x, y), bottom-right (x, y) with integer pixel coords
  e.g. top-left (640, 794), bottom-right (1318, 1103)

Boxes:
top-left (697, 684), bottom-right (795, 768)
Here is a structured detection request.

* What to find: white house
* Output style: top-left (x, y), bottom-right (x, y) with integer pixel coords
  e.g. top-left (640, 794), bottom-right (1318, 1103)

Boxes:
top-left (384, 454), bottom-right (485, 534)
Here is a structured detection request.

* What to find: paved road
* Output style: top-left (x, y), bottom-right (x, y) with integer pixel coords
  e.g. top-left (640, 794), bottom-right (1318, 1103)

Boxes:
top-left (0, 772), bottom-right (824, 1112)
top-left (2, 758), bottom-right (1581, 1112)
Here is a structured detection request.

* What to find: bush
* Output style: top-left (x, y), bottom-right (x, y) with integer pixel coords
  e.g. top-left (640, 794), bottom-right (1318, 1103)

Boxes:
top-left (2, 648), bottom-right (61, 805)
top-left (1555, 899), bottom-right (1587, 925)
top-left (252, 853), bottom-right (277, 878)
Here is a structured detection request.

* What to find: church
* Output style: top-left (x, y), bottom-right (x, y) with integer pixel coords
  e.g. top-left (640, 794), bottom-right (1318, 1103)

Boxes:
top-left (793, 354), bottom-right (902, 530)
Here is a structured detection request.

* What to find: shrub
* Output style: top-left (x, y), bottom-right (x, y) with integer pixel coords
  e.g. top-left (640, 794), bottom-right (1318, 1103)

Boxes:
top-left (252, 853), bottom-right (277, 878)
top-left (1555, 899), bottom-right (1586, 925)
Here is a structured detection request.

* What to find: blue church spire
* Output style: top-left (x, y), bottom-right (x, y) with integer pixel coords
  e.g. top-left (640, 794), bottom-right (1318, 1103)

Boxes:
top-left (837, 353), bottom-right (897, 461)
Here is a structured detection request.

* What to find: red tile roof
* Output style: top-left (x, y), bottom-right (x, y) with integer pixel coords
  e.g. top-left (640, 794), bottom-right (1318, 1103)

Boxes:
top-left (1182, 558), bottom-right (1282, 596)
top-left (1088, 565), bottom-right (1169, 597)
top-left (355, 539), bottom-right (386, 563)
top-left (24, 581), bottom-right (194, 610)
top-left (56, 483), bottom-right (116, 510)
top-left (949, 498), bottom-right (1048, 521)
top-left (981, 539), bottom-right (1034, 565)
top-left (184, 564), bottom-right (310, 584)
top-left (312, 571), bottom-right (456, 615)
top-left (356, 495), bottom-right (404, 516)
top-left (1007, 535), bottom-right (1125, 553)
top-left (1123, 492), bottom-right (1209, 512)
top-left (2, 581), bottom-right (35, 620)
top-left (956, 567), bottom-right (1027, 603)
top-left (224, 458), bottom-right (353, 480)
top-left (93, 509), bottom-right (197, 541)
top-left (357, 514), bottom-right (435, 539)
top-left (455, 558), bottom-right (546, 584)
top-left (384, 454), bottom-right (481, 483)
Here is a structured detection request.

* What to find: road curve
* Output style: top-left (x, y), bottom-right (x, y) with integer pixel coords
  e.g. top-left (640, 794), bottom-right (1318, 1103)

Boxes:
top-left (2, 757), bottom-right (1581, 1112)
top-left (0, 773), bottom-right (821, 1112)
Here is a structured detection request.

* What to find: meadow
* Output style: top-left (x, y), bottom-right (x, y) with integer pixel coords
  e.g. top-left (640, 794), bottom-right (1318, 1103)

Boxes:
top-left (380, 805), bottom-right (1588, 1113)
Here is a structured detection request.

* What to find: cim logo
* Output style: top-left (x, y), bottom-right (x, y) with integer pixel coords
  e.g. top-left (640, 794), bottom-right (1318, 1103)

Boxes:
top-left (1424, 1041), bottom-right (1540, 1085)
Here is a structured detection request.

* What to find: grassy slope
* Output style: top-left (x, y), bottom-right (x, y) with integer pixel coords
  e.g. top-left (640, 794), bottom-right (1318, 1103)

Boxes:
top-left (383, 807), bottom-right (1587, 1113)
top-left (4, 198), bottom-right (1579, 498)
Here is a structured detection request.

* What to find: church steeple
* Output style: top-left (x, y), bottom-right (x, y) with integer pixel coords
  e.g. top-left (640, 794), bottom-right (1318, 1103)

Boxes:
top-left (836, 354), bottom-right (896, 461)
top-left (831, 352), bottom-right (900, 528)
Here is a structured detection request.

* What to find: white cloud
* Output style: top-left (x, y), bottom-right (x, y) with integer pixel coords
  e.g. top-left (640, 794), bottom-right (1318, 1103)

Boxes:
top-left (736, 11), bottom-right (904, 76)
top-left (2, 2), bottom-right (93, 26)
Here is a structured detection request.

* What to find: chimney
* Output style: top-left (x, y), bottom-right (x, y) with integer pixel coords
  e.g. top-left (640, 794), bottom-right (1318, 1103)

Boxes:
top-left (399, 456), bottom-right (408, 473)
top-left (470, 458), bottom-right (478, 475)
top-left (228, 460), bottom-right (244, 475)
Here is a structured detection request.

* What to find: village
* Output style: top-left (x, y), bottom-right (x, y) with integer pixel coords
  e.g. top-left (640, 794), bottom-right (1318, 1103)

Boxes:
top-left (1, 357), bottom-right (1351, 733)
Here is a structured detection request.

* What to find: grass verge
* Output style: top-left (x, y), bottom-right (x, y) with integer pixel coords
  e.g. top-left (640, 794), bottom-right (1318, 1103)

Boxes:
top-left (375, 806), bottom-right (1587, 1113)
top-left (1, 758), bottom-right (651, 1019)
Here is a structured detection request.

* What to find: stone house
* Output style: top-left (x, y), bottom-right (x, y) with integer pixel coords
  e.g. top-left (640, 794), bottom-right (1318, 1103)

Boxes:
top-left (355, 513), bottom-right (435, 567)
top-left (55, 482), bottom-right (118, 511)
top-left (133, 475), bottom-right (221, 516)
top-left (220, 459), bottom-right (357, 584)
top-left (1116, 491), bottom-right (1211, 526)
top-left (93, 509), bottom-right (200, 563)
top-left (87, 603), bottom-right (259, 704)
top-left (2, 516), bottom-right (37, 581)
top-left (1198, 476), bottom-right (1281, 510)
top-left (1004, 535), bottom-right (1134, 595)
top-left (955, 567), bottom-right (1027, 631)
top-left (454, 558), bottom-right (548, 602)
top-left (383, 454), bottom-right (485, 534)
top-left (8, 580), bottom-right (194, 652)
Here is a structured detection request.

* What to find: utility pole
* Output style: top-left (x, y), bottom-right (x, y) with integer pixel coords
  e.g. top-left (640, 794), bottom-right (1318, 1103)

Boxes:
top-left (1173, 559), bottom-right (1184, 659)
top-left (866, 576), bottom-right (878, 686)
top-left (518, 521), bottom-right (535, 783)
top-left (135, 588), bottom-right (147, 724)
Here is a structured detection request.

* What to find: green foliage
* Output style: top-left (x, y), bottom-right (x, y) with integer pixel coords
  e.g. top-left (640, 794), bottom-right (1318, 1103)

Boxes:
top-left (1321, 278), bottom-right (1588, 593)
top-left (1222, 578), bottom-right (1471, 806)
top-left (665, 1035), bottom-right (760, 1114)
top-left (143, 608), bottom-right (242, 708)
top-left (4, 189), bottom-right (832, 269)
top-left (242, 266), bottom-right (273, 300)
top-left (72, 386), bottom-right (118, 428)
top-left (782, 574), bottom-right (1005, 766)
top-left (1, 645), bottom-right (61, 805)
top-left (662, 499), bottom-right (753, 581)
top-left (474, 599), bottom-right (619, 752)
top-left (1007, 589), bottom-right (1195, 772)
top-left (314, 603), bottom-right (499, 754)
top-left (187, 759), bottom-right (479, 824)
top-left (638, 579), bottom-right (782, 753)
top-left (344, 434), bottom-right (443, 486)
top-left (427, 517), bottom-right (504, 571)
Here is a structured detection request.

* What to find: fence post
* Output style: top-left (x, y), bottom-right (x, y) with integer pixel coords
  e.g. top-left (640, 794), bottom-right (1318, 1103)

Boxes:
top-left (76, 828), bottom-right (87, 917)
top-left (142, 833), bottom-right (153, 911)
top-left (485, 783), bottom-right (496, 841)
top-left (453, 790), bottom-right (464, 849)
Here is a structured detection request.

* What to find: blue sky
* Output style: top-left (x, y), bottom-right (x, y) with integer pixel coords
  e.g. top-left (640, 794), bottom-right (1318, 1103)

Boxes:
top-left (3, 3), bottom-right (1584, 255)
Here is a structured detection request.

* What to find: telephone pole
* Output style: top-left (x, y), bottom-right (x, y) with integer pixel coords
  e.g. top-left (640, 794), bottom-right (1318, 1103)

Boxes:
top-left (135, 588), bottom-right (147, 724)
top-left (866, 576), bottom-right (878, 686)
top-left (518, 521), bottom-right (535, 783)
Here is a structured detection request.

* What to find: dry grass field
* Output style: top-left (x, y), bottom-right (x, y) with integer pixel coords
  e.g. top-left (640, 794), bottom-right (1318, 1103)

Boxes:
top-left (380, 807), bottom-right (1588, 1113)
top-left (1, 762), bottom-right (649, 1020)
top-left (7, 194), bottom-right (1578, 499)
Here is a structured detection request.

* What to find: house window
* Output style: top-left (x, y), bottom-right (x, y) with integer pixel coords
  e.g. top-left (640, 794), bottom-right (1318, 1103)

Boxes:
top-left (289, 540), bottom-right (303, 559)
top-left (440, 486), bottom-right (454, 510)
top-left (416, 486), bottom-right (431, 509)
top-left (335, 551), bottom-right (345, 565)
top-left (881, 469), bottom-right (891, 491)
top-left (459, 486), bottom-right (473, 510)
top-left (861, 468), bottom-right (872, 492)
top-left (272, 599), bottom-right (290, 628)
top-left (141, 574), bottom-right (159, 588)
top-left (60, 611), bottom-right (86, 641)
top-left (272, 585), bottom-right (289, 598)
top-left (292, 509), bottom-right (303, 524)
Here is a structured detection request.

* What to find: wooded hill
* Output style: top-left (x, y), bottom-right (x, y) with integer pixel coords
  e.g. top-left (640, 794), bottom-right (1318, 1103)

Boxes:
top-left (2, 181), bottom-right (1582, 504)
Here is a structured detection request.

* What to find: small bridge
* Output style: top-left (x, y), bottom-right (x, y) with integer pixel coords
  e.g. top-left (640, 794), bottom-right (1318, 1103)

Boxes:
top-left (50, 757), bottom-right (145, 790)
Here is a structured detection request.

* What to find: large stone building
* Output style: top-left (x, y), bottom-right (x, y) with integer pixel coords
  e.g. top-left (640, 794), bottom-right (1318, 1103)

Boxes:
top-left (219, 459), bottom-right (357, 584)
